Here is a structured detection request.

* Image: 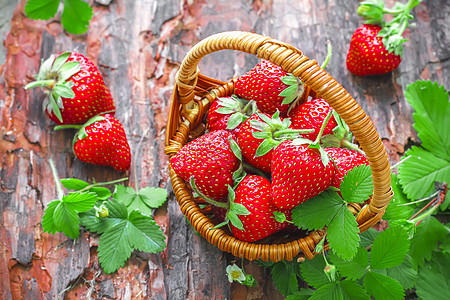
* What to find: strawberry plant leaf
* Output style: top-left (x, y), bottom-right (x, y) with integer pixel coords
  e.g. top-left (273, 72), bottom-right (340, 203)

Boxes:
top-left (300, 254), bottom-right (330, 289)
top-left (98, 218), bottom-right (132, 274)
top-left (60, 178), bottom-right (89, 190)
top-left (410, 216), bottom-right (447, 267)
top-left (329, 246), bottom-right (368, 280)
top-left (113, 185), bottom-right (136, 206)
top-left (327, 204), bottom-right (360, 260)
top-left (404, 80), bottom-right (450, 160)
top-left (62, 192), bottom-right (98, 213)
top-left (138, 187), bottom-right (168, 209)
top-left (61, 0), bottom-right (93, 34)
top-left (363, 271), bottom-right (404, 300)
top-left (397, 146), bottom-right (449, 200)
top-left (88, 187), bottom-right (112, 200)
top-left (383, 173), bottom-right (414, 220)
top-left (124, 210), bottom-right (166, 253)
top-left (399, 81), bottom-right (450, 200)
top-left (310, 281), bottom-right (370, 300)
top-left (42, 200), bottom-right (61, 235)
top-left (339, 280), bottom-right (371, 300)
top-left (285, 288), bottom-right (315, 300)
top-left (292, 190), bottom-right (344, 230)
top-left (370, 226), bottom-right (410, 269)
top-left (339, 164), bottom-right (373, 204)
top-left (386, 254), bottom-right (417, 290)
top-left (415, 251), bottom-right (450, 300)
top-left (80, 199), bottom-right (128, 234)
top-left (53, 201), bottom-right (81, 239)
top-left (97, 199), bottom-right (166, 273)
top-left (359, 227), bottom-right (379, 248)
top-left (24, 0), bottom-right (60, 20)
top-left (271, 261), bottom-right (301, 296)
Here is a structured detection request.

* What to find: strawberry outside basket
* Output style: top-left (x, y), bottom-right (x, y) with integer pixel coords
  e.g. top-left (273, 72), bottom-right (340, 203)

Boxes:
top-left (164, 31), bottom-right (393, 262)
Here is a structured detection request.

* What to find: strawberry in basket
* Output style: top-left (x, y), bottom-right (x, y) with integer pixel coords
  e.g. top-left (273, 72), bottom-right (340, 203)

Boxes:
top-left (237, 111), bottom-right (313, 173)
top-left (271, 110), bottom-right (336, 210)
top-left (25, 51), bottom-right (115, 125)
top-left (326, 147), bottom-right (369, 190)
top-left (170, 130), bottom-right (240, 200)
top-left (235, 60), bottom-right (304, 115)
top-left (207, 95), bottom-right (257, 136)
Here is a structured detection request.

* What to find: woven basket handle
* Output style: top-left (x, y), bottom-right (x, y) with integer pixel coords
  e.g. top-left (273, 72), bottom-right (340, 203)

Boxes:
top-left (173, 31), bottom-right (393, 221)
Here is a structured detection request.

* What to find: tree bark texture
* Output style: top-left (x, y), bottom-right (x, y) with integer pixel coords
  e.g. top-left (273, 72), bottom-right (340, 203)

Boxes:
top-left (0, 0), bottom-right (449, 299)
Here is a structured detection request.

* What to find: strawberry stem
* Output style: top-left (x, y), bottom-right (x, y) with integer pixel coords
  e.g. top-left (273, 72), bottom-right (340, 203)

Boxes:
top-left (78, 177), bottom-right (129, 193)
top-left (320, 41), bottom-right (332, 69)
top-left (24, 79), bottom-right (56, 90)
top-left (48, 158), bottom-right (64, 200)
top-left (311, 109), bottom-right (333, 147)
top-left (189, 177), bottom-right (229, 209)
top-left (273, 128), bottom-right (314, 138)
top-left (340, 139), bottom-right (366, 156)
top-left (409, 183), bottom-right (448, 226)
top-left (54, 124), bottom-right (83, 130)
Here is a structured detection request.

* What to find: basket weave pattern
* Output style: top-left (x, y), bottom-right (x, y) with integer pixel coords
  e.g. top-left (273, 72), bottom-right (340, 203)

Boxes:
top-left (165, 31), bottom-right (393, 261)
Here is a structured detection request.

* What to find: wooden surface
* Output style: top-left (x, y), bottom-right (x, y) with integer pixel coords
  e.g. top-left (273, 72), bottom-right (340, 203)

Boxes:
top-left (0, 0), bottom-right (449, 299)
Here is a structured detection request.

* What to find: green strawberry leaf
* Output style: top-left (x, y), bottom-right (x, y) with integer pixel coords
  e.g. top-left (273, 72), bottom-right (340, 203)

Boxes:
top-left (329, 246), bottom-right (368, 280)
top-left (397, 146), bottom-right (449, 201)
top-left (383, 173), bottom-right (414, 221)
top-left (340, 164), bottom-right (373, 204)
top-left (24, 0), bottom-right (60, 20)
top-left (88, 187), bottom-right (112, 200)
top-left (415, 251), bottom-right (450, 300)
top-left (285, 289), bottom-right (315, 300)
top-left (137, 187), bottom-right (168, 209)
top-left (42, 200), bottom-right (61, 235)
top-left (338, 280), bottom-right (371, 300)
top-left (370, 226), bottom-right (410, 269)
top-left (327, 205), bottom-right (360, 260)
top-left (271, 260), bottom-right (301, 296)
top-left (300, 254), bottom-right (330, 289)
top-left (62, 192), bottom-right (98, 213)
top-left (404, 80), bottom-right (450, 160)
top-left (53, 201), bottom-right (81, 239)
top-left (410, 216), bottom-right (447, 267)
top-left (291, 190), bottom-right (344, 231)
top-left (363, 271), bottom-right (404, 300)
top-left (61, 0), bottom-right (93, 35)
top-left (113, 185), bottom-right (136, 206)
top-left (96, 199), bottom-right (166, 274)
top-left (359, 227), bottom-right (379, 248)
top-left (386, 254), bottom-right (417, 290)
top-left (60, 178), bottom-right (89, 190)
top-left (227, 211), bottom-right (244, 230)
top-left (399, 81), bottom-right (450, 200)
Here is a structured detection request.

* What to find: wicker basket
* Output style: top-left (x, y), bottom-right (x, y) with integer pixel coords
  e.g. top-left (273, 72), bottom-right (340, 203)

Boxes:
top-left (164, 31), bottom-right (393, 262)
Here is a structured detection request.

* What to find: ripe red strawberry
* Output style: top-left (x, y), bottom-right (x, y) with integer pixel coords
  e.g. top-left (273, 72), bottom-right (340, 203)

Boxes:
top-left (271, 140), bottom-right (335, 210)
top-left (235, 60), bottom-right (304, 115)
top-left (25, 51), bottom-right (115, 125)
top-left (347, 0), bottom-right (420, 76)
top-left (71, 114), bottom-right (131, 172)
top-left (207, 95), bottom-right (256, 136)
top-left (230, 175), bottom-right (291, 242)
top-left (289, 98), bottom-right (338, 141)
top-left (325, 147), bottom-right (369, 189)
top-left (346, 24), bottom-right (401, 76)
top-left (170, 130), bottom-right (240, 200)
top-left (237, 112), bottom-right (312, 173)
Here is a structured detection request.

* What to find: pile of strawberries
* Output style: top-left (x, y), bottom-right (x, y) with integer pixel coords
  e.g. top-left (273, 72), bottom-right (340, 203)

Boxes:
top-left (26, 51), bottom-right (131, 172)
top-left (171, 60), bottom-right (369, 242)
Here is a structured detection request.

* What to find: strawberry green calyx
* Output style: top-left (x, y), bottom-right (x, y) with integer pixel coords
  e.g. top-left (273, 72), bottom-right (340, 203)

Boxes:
top-left (358, 0), bottom-right (422, 56)
top-left (279, 74), bottom-right (304, 106)
top-left (215, 96), bottom-right (257, 130)
top-left (25, 52), bottom-right (81, 122)
top-left (250, 111), bottom-right (314, 158)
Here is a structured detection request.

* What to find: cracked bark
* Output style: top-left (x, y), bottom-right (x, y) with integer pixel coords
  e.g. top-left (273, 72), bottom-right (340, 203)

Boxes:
top-left (0, 0), bottom-right (449, 299)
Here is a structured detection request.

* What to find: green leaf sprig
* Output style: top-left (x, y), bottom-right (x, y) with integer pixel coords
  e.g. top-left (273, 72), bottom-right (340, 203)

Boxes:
top-left (42, 159), bottom-right (168, 274)
top-left (292, 164), bottom-right (373, 260)
top-left (25, 0), bottom-right (93, 35)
